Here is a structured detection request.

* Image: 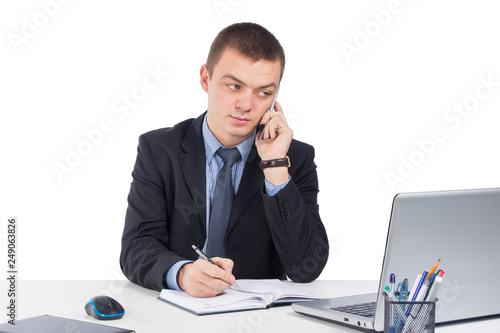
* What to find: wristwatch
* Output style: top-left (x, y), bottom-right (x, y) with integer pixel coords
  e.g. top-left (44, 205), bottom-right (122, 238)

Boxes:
top-left (259, 156), bottom-right (291, 170)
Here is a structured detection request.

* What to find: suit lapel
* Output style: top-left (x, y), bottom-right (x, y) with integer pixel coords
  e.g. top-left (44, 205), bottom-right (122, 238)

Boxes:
top-left (179, 114), bottom-right (207, 231)
top-left (227, 144), bottom-right (264, 234)
top-left (178, 115), bottom-right (264, 236)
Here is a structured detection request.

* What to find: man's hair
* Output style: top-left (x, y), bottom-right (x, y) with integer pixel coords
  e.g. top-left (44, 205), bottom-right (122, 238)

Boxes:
top-left (206, 22), bottom-right (285, 81)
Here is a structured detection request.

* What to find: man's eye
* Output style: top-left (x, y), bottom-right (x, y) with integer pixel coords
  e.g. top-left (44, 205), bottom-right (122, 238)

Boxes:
top-left (259, 91), bottom-right (271, 97)
top-left (228, 84), bottom-right (239, 90)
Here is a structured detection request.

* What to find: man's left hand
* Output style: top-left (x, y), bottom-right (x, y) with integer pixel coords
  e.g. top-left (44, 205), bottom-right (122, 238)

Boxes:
top-left (255, 102), bottom-right (293, 186)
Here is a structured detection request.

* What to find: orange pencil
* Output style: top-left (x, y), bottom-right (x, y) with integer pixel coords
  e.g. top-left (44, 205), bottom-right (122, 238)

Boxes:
top-left (425, 258), bottom-right (441, 282)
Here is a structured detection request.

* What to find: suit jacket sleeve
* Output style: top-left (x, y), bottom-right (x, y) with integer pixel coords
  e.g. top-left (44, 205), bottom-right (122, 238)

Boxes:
top-left (120, 133), bottom-right (185, 291)
top-left (261, 142), bottom-right (329, 282)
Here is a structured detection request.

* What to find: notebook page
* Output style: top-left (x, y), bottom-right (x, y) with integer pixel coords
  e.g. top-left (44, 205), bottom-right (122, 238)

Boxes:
top-left (159, 288), bottom-right (273, 314)
top-left (234, 279), bottom-right (322, 303)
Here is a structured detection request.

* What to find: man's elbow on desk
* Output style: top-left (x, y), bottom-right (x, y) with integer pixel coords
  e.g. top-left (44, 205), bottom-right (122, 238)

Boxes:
top-left (284, 246), bottom-right (330, 283)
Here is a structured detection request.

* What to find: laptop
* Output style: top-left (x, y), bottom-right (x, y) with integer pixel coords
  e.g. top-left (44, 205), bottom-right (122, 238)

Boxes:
top-left (293, 187), bottom-right (500, 331)
top-left (0, 315), bottom-right (135, 333)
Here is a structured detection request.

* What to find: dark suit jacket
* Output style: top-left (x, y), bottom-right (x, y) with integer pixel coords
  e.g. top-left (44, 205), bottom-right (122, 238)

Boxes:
top-left (120, 113), bottom-right (329, 291)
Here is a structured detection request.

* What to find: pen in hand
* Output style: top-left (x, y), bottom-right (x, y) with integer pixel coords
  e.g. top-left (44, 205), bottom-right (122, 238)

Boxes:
top-left (191, 245), bottom-right (241, 291)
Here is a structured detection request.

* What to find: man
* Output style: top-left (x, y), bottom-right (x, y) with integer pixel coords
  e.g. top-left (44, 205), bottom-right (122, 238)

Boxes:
top-left (120, 22), bottom-right (329, 297)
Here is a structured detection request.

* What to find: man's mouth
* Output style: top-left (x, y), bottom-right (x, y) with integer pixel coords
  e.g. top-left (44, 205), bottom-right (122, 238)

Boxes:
top-left (230, 116), bottom-right (251, 125)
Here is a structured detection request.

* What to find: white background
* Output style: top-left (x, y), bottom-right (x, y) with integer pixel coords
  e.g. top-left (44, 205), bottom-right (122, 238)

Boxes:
top-left (1, 0), bottom-right (499, 281)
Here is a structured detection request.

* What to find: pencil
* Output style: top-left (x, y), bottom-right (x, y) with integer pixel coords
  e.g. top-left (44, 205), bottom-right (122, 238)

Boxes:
top-left (425, 258), bottom-right (441, 282)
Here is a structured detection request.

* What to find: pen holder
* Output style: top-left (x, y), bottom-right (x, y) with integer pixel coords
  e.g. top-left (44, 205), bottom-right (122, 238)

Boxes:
top-left (383, 292), bottom-right (438, 333)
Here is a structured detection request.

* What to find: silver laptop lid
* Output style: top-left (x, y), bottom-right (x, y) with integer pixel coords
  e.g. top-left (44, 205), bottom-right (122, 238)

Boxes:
top-left (373, 187), bottom-right (500, 331)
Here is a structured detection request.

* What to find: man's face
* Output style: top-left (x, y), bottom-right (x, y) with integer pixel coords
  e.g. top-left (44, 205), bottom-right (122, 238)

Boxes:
top-left (200, 48), bottom-right (281, 147)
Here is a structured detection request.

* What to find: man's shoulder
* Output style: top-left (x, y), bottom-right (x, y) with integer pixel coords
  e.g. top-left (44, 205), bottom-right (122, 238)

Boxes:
top-left (139, 114), bottom-right (203, 147)
top-left (142, 118), bottom-right (194, 139)
top-left (289, 138), bottom-right (315, 155)
top-left (287, 138), bottom-right (317, 172)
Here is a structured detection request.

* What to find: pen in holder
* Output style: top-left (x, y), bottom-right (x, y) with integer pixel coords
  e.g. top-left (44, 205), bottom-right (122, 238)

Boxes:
top-left (383, 292), bottom-right (438, 333)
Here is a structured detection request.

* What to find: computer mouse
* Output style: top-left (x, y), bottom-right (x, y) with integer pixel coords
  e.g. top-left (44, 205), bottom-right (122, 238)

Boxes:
top-left (85, 295), bottom-right (125, 320)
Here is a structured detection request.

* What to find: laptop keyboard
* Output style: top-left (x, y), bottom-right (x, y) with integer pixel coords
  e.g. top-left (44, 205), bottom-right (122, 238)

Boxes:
top-left (331, 301), bottom-right (376, 318)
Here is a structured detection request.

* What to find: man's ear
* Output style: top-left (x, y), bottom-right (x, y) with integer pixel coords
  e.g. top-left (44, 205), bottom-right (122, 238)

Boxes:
top-left (200, 64), bottom-right (209, 93)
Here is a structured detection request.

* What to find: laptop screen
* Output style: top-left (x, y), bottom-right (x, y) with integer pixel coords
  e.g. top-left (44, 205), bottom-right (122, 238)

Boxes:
top-left (373, 187), bottom-right (500, 331)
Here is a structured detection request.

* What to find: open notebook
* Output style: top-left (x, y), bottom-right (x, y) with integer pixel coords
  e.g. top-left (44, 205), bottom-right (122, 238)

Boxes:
top-left (159, 279), bottom-right (323, 315)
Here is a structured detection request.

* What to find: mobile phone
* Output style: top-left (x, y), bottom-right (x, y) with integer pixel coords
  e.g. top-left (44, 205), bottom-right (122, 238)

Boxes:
top-left (257, 85), bottom-right (280, 140)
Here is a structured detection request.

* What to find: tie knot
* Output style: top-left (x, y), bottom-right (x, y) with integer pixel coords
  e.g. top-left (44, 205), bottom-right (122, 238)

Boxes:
top-left (216, 147), bottom-right (241, 168)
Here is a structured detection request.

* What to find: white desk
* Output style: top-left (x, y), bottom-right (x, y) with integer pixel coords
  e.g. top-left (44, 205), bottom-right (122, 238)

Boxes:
top-left (2, 280), bottom-right (499, 332)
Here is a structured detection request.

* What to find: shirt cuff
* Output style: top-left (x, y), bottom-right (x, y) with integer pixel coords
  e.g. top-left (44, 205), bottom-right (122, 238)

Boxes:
top-left (264, 176), bottom-right (291, 196)
top-left (166, 260), bottom-right (193, 291)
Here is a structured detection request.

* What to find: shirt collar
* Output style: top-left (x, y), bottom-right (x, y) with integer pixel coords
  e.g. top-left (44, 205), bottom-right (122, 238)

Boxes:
top-left (202, 114), bottom-right (255, 165)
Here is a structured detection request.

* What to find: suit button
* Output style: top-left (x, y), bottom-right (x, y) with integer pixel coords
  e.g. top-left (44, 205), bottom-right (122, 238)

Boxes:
top-left (286, 215), bottom-right (293, 222)
top-left (284, 208), bottom-right (290, 215)
top-left (282, 202), bottom-right (289, 209)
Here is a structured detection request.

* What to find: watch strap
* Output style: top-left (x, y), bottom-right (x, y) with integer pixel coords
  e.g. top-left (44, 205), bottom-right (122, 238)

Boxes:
top-left (259, 156), bottom-right (291, 170)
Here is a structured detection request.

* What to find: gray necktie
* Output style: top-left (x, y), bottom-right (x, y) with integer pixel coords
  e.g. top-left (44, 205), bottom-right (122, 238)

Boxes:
top-left (206, 147), bottom-right (241, 258)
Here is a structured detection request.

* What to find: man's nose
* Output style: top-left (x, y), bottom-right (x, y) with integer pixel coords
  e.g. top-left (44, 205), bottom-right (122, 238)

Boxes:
top-left (235, 91), bottom-right (253, 111)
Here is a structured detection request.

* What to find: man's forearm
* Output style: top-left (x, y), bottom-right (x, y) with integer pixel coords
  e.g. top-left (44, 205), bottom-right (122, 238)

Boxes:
top-left (262, 178), bottom-right (329, 282)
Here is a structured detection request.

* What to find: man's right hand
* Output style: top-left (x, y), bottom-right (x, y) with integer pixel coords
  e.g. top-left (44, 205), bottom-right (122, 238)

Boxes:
top-left (177, 257), bottom-right (236, 297)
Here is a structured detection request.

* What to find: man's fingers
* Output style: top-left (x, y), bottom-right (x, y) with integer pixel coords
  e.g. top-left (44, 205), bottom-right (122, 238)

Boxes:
top-left (260, 102), bottom-right (285, 125)
top-left (202, 258), bottom-right (235, 284)
top-left (196, 278), bottom-right (229, 297)
top-left (263, 117), bottom-right (287, 140)
top-left (196, 259), bottom-right (235, 290)
top-left (212, 257), bottom-right (234, 273)
top-left (273, 101), bottom-right (283, 112)
top-left (187, 280), bottom-right (226, 298)
top-left (178, 259), bottom-right (236, 297)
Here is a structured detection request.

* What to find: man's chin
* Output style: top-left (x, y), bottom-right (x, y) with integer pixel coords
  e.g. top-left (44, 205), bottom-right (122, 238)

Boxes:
top-left (224, 128), bottom-right (256, 145)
